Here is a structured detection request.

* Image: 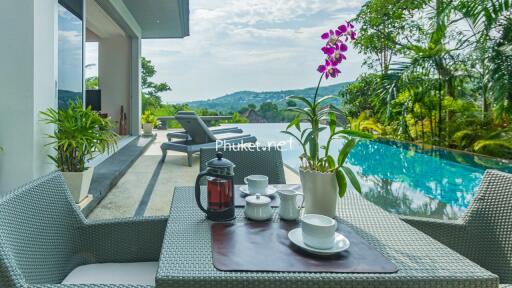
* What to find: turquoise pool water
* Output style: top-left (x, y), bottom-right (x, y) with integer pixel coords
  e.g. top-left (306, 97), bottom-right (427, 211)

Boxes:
top-left (231, 123), bottom-right (512, 219)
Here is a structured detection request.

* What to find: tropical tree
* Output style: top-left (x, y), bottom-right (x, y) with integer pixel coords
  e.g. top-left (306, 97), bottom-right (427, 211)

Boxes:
top-left (142, 57), bottom-right (171, 112)
top-left (343, 0), bottom-right (512, 158)
top-left (353, 0), bottom-right (423, 74)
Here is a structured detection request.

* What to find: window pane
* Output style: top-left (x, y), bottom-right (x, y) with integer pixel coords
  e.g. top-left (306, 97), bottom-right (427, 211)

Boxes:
top-left (58, 2), bottom-right (83, 110)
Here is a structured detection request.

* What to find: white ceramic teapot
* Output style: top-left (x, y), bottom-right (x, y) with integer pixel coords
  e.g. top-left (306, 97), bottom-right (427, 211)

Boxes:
top-left (277, 189), bottom-right (303, 221)
top-left (244, 194), bottom-right (273, 221)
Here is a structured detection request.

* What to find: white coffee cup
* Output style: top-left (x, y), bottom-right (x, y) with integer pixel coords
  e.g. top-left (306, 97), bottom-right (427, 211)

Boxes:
top-left (244, 175), bottom-right (268, 194)
top-left (301, 214), bottom-right (337, 250)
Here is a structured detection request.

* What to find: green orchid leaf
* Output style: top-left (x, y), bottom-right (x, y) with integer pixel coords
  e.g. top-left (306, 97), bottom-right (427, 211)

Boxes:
top-left (341, 166), bottom-right (361, 193)
top-left (326, 155), bottom-right (336, 169)
top-left (287, 115), bottom-right (301, 131)
top-left (316, 95), bottom-right (337, 105)
top-left (287, 96), bottom-right (314, 109)
top-left (336, 169), bottom-right (347, 198)
top-left (329, 112), bottom-right (337, 135)
top-left (338, 138), bottom-right (357, 166)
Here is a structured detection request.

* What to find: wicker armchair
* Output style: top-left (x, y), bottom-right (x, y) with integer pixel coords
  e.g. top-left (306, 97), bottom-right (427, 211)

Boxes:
top-left (199, 147), bottom-right (286, 185)
top-left (400, 169), bottom-right (512, 285)
top-left (0, 171), bottom-right (167, 287)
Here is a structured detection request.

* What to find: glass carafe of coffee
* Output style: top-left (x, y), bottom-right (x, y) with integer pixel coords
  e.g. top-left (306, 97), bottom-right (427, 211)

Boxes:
top-left (195, 152), bottom-right (235, 221)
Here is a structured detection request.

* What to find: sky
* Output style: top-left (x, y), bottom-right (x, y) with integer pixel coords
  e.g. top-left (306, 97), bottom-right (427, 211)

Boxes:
top-left (88, 0), bottom-right (367, 104)
top-left (59, 5), bottom-right (83, 93)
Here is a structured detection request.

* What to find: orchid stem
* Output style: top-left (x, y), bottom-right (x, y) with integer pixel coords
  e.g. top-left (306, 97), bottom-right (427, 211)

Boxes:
top-left (313, 73), bottom-right (324, 104)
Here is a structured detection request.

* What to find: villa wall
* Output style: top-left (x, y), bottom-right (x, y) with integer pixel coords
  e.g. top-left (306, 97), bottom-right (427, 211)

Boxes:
top-left (0, 0), bottom-right (57, 195)
top-left (98, 36), bottom-right (132, 135)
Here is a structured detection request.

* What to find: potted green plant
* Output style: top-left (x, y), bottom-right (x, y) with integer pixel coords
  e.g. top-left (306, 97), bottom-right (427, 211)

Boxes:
top-left (141, 111), bottom-right (159, 136)
top-left (282, 21), bottom-right (369, 218)
top-left (41, 101), bottom-right (118, 203)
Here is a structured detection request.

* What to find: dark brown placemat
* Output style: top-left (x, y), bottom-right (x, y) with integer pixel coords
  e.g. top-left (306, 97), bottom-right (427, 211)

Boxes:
top-left (211, 221), bottom-right (398, 273)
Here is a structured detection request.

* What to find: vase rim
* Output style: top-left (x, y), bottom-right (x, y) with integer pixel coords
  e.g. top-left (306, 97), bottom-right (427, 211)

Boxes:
top-left (299, 168), bottom-right (335, 175)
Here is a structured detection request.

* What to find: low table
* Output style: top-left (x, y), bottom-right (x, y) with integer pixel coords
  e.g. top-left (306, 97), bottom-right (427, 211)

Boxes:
top-left (156, 185), bottom-right (498, 288)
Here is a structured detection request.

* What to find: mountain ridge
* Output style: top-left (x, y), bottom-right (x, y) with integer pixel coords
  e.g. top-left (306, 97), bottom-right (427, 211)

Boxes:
top-left (185, 82), bottom-right (351, 112)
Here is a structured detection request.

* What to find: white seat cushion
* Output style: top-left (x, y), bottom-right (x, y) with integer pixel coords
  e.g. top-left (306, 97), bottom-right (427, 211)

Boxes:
top-left (62, 262), bottom-right (158, 285)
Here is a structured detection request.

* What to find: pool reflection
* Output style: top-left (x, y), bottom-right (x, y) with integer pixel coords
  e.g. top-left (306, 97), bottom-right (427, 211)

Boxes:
top-left (346, 140), bottom-right (482, 219)
top-left (233, 123), bottom-right (511, 220)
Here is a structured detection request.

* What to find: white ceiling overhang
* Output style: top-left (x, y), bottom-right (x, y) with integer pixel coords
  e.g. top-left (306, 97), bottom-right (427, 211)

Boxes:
top-left (94, 0), bottom-right (189, 39)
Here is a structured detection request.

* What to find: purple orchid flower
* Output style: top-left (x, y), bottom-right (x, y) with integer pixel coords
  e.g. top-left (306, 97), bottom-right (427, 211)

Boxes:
top-left (337, 24), bottom-right (347, 34)
top-left (338, 43), bottom-right (348, 52)
top-left (317, 21), bottom-right (356, 78)
top-left (321, 45), bottom-right (335, 56)
top-left (317, 59), bottom-right (341, 79)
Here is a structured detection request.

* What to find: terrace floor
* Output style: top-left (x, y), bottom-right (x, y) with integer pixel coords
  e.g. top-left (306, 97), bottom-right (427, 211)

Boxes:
top-left (88, 130), bottom-right (300, 220)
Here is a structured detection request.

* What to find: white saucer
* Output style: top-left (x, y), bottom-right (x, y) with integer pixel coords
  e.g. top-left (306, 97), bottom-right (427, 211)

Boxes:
top-left (240, 185), bottom-right (277, 197)
top-left (288, 228), bottom-right (350, 256)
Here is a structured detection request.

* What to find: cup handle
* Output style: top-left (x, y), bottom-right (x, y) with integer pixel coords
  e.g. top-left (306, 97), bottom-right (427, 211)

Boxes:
top-left (244, 176), bottom-right (249, 184)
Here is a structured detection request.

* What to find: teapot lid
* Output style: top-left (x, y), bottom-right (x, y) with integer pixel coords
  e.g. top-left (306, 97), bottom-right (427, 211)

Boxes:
top-left (206, 152), bottom-right (235, 169)
top-left (245, 193), bottom-right (271, 205)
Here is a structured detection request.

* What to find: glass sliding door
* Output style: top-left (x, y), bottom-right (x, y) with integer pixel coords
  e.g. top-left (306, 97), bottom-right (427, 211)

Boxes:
top-left (57, 0), bottom-right (84, 110)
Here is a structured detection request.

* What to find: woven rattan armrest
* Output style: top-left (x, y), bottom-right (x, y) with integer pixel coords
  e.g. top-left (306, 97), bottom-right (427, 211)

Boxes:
top-left (400, 215), bottom-right (467, 252)
top-left (81, 216), bottom-right (168, 263)
top-left (28, 284), bottom-right (153, 288)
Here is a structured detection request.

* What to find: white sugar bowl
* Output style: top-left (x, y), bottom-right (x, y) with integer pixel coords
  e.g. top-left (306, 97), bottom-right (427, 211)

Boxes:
top-left (244, 194), bottom-right (273, 221)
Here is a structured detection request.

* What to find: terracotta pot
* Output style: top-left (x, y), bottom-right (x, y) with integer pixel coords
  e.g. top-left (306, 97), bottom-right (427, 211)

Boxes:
top-left (62, 167), bottom-right (94, 204)
top-left (142, 123), bottom-right (153, 136)
top-left (299, 168), bottom-right (338, 218)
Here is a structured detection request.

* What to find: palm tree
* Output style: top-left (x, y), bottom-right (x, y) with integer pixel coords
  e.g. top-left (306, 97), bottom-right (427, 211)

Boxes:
top-left (457, 0), bottom-right (512, 119)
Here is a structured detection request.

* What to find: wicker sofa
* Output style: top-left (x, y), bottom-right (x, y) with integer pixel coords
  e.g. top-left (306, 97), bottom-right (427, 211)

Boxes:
top-left (401, 169), bottom-right (512, 285)
top-left (0, 171), bottom-right (167, 287)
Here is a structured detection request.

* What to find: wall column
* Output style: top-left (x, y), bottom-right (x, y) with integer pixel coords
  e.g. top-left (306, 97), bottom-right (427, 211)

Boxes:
top-left (0, 0), bottom-right (57, 195)
top-left (98, 36), bottom-right (131, 134)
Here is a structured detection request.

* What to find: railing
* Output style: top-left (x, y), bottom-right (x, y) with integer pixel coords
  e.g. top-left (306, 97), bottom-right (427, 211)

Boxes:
top-left (157, 115), bottom-right (232, 121)
top-left (157, 115), bottom-right (233, 129)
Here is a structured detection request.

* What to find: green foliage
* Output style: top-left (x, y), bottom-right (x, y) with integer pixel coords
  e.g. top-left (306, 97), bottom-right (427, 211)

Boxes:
top-left (227, 112), bottom-right (249, 124)
top-left (353, 0), bottom-right (423, 74)
top-left (40, 101), bottom-right (118, 172)
top-left (283, 84), bottom-right (375, 199)
top-left (340, 74), bottom-right (382, 117)
top-left (238, 106), bottom-right (250, 114)
top-left (141, 57), bottom-right (171, 112)
top-left (343, 0), bottom-right (512, 159)
top-left (258, 102), bottom-right (278, 113)
top-left (286, 99), bottom-right (297, 107)
top-left (141, 111), bottom-right (159, 128)
top-left (85, 76), bottom-right (99, 89)
top-left (348, 111), bottom-right (383, 135)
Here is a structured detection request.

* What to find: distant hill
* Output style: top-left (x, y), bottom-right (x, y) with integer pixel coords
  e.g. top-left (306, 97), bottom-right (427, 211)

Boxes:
top-left (58, 90), bottom-right (82, 109)
top-left (185, 82), bottom-right (351, 112)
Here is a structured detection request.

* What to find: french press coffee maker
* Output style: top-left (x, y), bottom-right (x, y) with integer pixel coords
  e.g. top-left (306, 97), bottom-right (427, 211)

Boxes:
top-left (195, 152), bottom-right (235, 221)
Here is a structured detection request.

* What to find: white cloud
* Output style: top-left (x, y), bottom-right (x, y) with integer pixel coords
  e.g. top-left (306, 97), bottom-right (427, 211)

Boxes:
top-left (194, 0), bottom-right (362, 25)
top-left (142, 0), bottom-right (366, 103)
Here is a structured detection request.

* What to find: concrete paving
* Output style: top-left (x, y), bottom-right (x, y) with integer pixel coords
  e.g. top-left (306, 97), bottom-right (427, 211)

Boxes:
top-left (83, 135), bottom-right (155, 216)
top-left (88, 130), bottom-right (300, 220)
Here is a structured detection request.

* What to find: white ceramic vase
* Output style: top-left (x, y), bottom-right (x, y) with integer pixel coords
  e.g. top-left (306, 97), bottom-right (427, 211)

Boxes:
top-left (142, 123), bottom-right (153, 136)
top-left (62, 167), bottom-right (94, 204)
top-left (299, 168), bottom-right (338, 218)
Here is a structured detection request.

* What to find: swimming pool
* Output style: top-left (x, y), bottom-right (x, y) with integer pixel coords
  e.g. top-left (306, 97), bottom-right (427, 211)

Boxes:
top-left (232, 123), bottom-right (512, 219)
